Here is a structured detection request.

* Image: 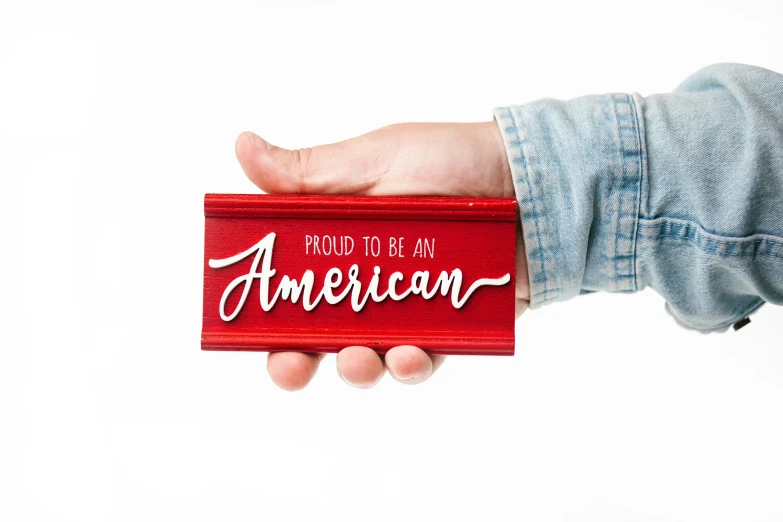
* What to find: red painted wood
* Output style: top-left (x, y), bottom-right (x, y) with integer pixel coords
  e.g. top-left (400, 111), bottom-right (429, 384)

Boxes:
top-left (202, 194), bottom-right (517, 356)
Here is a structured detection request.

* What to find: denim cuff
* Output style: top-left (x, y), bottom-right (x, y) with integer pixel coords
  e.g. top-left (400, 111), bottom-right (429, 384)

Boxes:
top-left (494, 94), bottom-right (646, 309)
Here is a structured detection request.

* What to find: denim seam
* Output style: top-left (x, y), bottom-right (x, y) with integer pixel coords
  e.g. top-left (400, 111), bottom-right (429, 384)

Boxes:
top-left (638, 218), bottom-right (783, 259)
top-left (609, 94), bottom-right (643, 293)
top-left (508, 108), bottom-right (550, 305)
top-left (494, 107), bottom-right (560, 308)
top-left (629, 94), bottom-right (647, 292)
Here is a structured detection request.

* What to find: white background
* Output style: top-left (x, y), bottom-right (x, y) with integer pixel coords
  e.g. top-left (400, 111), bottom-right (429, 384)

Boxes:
top-left (1, 1), bottom-right (782, 520)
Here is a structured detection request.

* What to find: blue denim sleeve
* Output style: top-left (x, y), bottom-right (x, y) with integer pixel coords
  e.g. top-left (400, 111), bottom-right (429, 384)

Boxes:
top-left (494, 63), bottom-right (783, 332)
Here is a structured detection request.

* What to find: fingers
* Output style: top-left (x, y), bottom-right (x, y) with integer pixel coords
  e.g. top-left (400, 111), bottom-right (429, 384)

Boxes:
top-left (336, 346), bottom-right (386, 388)
top-left (268, 345), bottom-right (445, 391)
top-left (384, 345), bottom-right (444, 385)
top-left (267, 351), bottom-right (325, 391)
top-left (235, 131), bottom-right (381, 195)
top-left (335, 345), bottom-right (445, 388)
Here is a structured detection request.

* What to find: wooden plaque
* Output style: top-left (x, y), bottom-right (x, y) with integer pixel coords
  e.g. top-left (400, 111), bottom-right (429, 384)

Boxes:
top-left (202, 194), bottom-right (517, 356)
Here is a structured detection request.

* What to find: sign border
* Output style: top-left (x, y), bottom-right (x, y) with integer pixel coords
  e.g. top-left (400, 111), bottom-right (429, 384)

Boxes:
top-left (202, 194), bottom-right (517, 356)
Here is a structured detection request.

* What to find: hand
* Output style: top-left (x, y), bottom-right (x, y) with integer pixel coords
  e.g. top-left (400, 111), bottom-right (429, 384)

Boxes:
top-left (235, 122), bottom-right (530, 390)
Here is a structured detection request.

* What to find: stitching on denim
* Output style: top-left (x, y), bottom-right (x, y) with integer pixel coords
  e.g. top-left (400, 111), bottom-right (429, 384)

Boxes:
top-left (606, 98), bottom-right (620, 290)
top-left (641, 214), bottom-right (783, 241)
top-left (508, 108), bottom-right (551, 301)
top-left (628, 94), bottom-right (645, 292)
top-left (639, 217), bottom-right (783, 260)
top-left (503, 108), bottom-right (551, 304)
top-left (531, 287), bottom-right (561, 298)
top-left (610, 95), bottom-right (642, 293)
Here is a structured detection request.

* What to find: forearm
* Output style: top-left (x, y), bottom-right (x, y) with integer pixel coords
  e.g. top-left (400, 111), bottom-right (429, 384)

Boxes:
top-left (495, 63), bottom-right (783, 332)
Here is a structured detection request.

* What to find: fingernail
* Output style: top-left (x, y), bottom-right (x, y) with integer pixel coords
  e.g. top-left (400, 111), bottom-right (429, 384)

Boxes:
top-left (390, 368), bottom-right (426, 383)
top-left (391, 370), bottom-right (414, 380)
top-left (336, 367), bottom-right (366, 388)
top-left (244, 131), bottom-right (271, 151)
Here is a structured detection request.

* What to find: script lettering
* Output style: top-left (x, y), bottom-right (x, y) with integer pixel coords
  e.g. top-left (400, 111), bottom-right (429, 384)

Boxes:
top-left (209, 232), bottom-right (510, 321)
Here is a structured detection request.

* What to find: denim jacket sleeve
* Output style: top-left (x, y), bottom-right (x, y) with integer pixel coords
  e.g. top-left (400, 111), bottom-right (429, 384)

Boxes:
top-left (494, 63), bottom-right (783, 332)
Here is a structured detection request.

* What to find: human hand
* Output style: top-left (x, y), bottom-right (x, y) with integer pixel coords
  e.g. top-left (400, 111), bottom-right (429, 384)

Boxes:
top-left (235, 122), bottom-right (530, 390)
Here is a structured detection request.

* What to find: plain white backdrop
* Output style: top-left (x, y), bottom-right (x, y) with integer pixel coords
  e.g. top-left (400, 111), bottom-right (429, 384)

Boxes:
top-left (1, 1), bottom-right (782, 520)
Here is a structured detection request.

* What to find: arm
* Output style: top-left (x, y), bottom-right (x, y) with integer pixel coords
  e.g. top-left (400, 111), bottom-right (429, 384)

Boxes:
top-left (236, 63), bottom-right (782, 391)
top-left (495, 63), bottom-right (783, 332)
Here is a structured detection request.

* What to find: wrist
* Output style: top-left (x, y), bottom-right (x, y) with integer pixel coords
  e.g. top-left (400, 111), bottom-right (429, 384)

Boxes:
top-left (488, 120), bottom-right (531, 305)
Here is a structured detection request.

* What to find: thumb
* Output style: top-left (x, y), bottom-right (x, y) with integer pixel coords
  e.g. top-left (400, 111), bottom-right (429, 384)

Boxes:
top-left (235, 131), bottom-right (380, 195)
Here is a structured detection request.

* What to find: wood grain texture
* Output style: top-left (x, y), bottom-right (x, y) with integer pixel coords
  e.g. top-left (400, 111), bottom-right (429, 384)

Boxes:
top-left (202, 194), bottom-right (517, 356)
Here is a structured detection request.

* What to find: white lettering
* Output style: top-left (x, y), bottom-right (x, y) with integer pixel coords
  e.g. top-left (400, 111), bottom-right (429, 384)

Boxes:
top-left (208, 233), bottom-right (510, 321)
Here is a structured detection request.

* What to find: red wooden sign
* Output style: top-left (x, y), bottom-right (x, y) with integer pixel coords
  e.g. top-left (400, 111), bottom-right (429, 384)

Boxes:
top-left (202, 194), bottom-right (517, 356)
